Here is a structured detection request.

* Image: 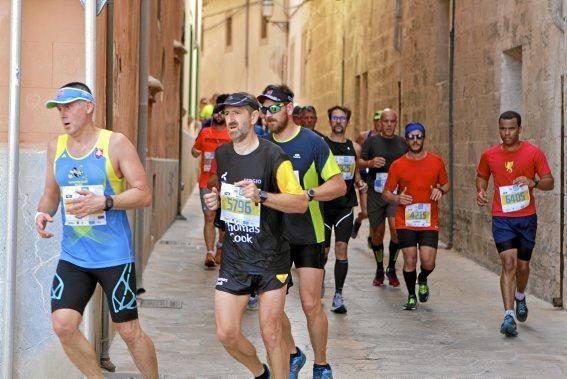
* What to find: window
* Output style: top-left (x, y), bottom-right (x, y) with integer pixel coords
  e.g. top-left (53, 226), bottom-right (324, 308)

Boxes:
top-left (501, 46), bottom-right (523, 115)
top-left (261, 16), bottom-right (268, 39)
top-left (226, 16), bottom-right (232, 47)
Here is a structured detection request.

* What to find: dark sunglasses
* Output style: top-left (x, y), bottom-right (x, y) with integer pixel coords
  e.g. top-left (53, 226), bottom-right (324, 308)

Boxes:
top-left (260, 103), bottom-right (287, 114)
top-left (406, 134), bottom-right (424, 141)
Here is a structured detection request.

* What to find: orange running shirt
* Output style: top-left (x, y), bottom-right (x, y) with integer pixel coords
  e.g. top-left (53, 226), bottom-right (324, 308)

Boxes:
top-left (193, 126), bottom-right (231, 188)
top-left (384, 153), bottom-right (449, 231)
top-left (477, 141), bottom-right (551, 217)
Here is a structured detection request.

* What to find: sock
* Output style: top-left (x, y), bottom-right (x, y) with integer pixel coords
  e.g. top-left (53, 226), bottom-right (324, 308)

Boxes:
top-left (371, 243), bottom-right (384, 272)
top-left (505, 309), bottom-right (515, 319)
top-left (334, 259), bottom-right (349, 294)
top-left (387, 241), bottom-right (400, 269)
top-left (515, 290), bottom-right (525, 300)
top-left (290, 347), bottom-right (301, 358)
top-left (403, 270), bottom-right (417, 296)
top-left (313, 363), bottom-right (331, 370)
top-left (255, 363), bottom-right (270, 379)
top-left (418, 266), bottom-right (435, 283)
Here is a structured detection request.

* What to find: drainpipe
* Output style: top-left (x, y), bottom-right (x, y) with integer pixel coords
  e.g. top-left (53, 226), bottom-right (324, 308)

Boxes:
top-left (446, 0), bottom-right (456, 249)
top-left (556, 74), bottom-right (565, 308)
top-left (135, 0), bottom-right (150, 291)
top-left (3, 1), bottom-right (22, 378)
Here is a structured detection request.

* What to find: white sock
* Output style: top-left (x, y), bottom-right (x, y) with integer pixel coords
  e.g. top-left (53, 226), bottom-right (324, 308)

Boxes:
top-left (505, 309), bottom-right (515, 319)
top-left (515, 290), bottom-right (525, 301)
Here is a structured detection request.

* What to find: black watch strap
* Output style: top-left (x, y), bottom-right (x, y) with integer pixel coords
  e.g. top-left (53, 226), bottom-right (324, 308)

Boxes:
top-left (103, 195), bottom-right (114, 211)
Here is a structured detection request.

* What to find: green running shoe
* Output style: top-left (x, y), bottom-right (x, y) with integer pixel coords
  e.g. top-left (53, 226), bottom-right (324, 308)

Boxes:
top-left (403, 295), bottom-right (417, 310)
top-left (418, 282), bottom-right (429, 303)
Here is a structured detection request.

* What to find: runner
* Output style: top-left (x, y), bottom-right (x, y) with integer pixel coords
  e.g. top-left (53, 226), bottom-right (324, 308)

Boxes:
top-left (300, 105), bottom-right (324, 137)
top-left (36, 82), bottom-right (158, 378)
top-left (204, 92), bottom-right (307, 378)
top-left (382, 122), bottom-right (450, 310)
top-left (476, 111), bottom-right (554, 337)
top-left (322, 105), bottom-right (367, 313)
top-left (352, 110), bottom-right (383, 244)
top-left (359, 109), bottom-right (407, 287)
top-left (258, 84), bottom-right (346, 379)
top-left (192, 101), bottom-right (231, 267)
top-left (292, 105), bottom-right (303, 126)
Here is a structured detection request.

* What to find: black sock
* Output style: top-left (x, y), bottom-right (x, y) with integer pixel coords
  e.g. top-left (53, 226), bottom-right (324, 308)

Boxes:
top-left (418, 266), bottom-right (434, 283)
top-left (255, 363), bottom-right (270, 379)
top-left (387, 241), bottom-right (400, 269)
top-left (371, 243), bottom-right (384, 272)
top-left (334, 259), bottom-right (348, 294)
top-left (314, 363), bottom-right (331, 370)
top-left (290, 347), bottom-right (301, 359)
top-left (403, 270), bottom-right (417, 296)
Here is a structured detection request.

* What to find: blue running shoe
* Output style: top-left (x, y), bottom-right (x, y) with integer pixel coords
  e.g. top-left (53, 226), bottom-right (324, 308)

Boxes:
top-left (313, 364), bottom-right (333, 379)
top-left (289, 347), bottom-right (306, 379)
top-left (515, 297), bottom-right (528, 322)
top-left (500, 314), bottom-right (518, 337)
top-left (247, 294), bottom-right (258, 311)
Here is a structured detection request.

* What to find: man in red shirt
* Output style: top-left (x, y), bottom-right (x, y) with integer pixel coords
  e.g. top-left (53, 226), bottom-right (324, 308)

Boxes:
top-left (192, 106), bottom-right (231, 267)
top-left (476, 111), bottom-right (554, 337)
top-left (383, 122), bottom-right (449, 310)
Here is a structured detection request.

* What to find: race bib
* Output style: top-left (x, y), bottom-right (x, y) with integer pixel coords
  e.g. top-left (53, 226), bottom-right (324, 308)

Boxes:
top-left (220, 182), bottom-right (260, 227)
top-left (499, 184), bottom-right (530, 213)
top-left (334, 155), bottom-right (356, 180)
top-left (374, 173), bottom-right (388, 193)
top-left (203, 151), bottom-right (215, 172)
top-left (404, 203), bottom-right (431, 227)
top-left (62, 185), bottom-right (107, 226)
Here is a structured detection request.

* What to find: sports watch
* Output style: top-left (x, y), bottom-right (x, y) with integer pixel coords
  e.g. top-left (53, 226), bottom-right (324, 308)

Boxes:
top-left (258, 190), bottom-right (268, 204)
top-left (103, 195), bottom-right (114, 211)
top-left (307, 188), bottom-right (316, 201)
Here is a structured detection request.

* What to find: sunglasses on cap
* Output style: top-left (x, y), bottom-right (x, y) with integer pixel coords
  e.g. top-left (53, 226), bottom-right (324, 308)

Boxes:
top-left (260, 103), bottom-right (287, 114)
top-left (406, 134), bottom-right (424, 141)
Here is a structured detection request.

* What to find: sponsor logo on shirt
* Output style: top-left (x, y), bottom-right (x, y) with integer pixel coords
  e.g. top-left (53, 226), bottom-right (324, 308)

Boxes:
top-left (216, 277), bottom-right (228, 286)
top-left (505, 161), bottom-right (514, 173)
top-left (227, 222), bottom-right (260, 243)
top-left (221, 172), bottom-right (228, 181)
top-left (293, 153), bottom-right (301, 159)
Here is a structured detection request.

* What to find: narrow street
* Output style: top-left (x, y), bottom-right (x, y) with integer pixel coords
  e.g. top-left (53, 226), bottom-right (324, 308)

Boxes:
top-left (108, 189), bottom-right (567, 378)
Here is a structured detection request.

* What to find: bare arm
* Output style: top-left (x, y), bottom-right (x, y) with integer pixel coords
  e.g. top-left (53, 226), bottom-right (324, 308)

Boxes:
top-left (513, 173), bottom-right (554, 191)
top-left (35, 138), bottom-right (61, 238)
top-left (310, 173), bottom-right (347, 202)
top-left (353, 142), bottom-right (367, 192)
top-left (476, 175), bottom-right (489, 207)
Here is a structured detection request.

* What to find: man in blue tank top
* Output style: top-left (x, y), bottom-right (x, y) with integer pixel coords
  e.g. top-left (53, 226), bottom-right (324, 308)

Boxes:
top-left (35, 82), bottom-right (158, 378)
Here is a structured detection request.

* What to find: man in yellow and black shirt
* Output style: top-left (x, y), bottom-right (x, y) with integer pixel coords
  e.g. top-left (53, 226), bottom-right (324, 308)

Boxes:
top-left (260, 84), bottom-right (346, 379)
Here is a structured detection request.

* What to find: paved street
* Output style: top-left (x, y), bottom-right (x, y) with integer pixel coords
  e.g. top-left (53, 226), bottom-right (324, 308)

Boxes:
top-left (108, 189), bottom-right (567, 378)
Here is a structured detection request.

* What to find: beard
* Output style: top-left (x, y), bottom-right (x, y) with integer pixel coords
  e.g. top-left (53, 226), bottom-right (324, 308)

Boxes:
top-left (228, 122), bottom-right (249, 143)
top-left (333, 124), bottom-right (345, 134)
top-left (266, 114), bottom-right (288, 134)
top-left (409, 142), bottom-right (424, 154)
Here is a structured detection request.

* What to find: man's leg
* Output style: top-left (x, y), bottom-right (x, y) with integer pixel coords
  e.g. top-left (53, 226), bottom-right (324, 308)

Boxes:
top-left (215, 290), bottom-right (265, 376)
top-left (52, 309), bottom-right (103, 378)
top-left (417, 245), bottom-right (437, 303)
top-left (203, 210), bottom-right (216, 266)
top-left (114, 319), bottom-right (158, 379)
top-left (401, 245), bottom-right (418, 310)
top-left (296, 267), bottom-right (328, 365)
top-left (258, 286), bottom-right (289, 378)
top-left (215, 228), bottom-right (225, 265)
top-left (370, 222), bottom-right (386, 285)
top-left (499, 249), bottom-right (518, 311)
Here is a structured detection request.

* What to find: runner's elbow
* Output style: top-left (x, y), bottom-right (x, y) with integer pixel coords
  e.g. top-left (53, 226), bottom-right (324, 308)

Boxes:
top-left (142, 193), bottom-right (152, 207)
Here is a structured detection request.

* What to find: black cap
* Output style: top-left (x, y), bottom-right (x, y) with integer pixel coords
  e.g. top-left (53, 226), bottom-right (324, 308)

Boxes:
top-left (257, 87), bottom-right (294, 104)
top-left (216, 92), bottom-right (260, 112)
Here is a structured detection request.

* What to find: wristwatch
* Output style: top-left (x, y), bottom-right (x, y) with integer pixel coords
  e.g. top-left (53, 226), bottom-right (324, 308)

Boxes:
top-left (258, 190), bottom-right (268, 204)
top-left (103, 195), bottom-right (114, 211)
top-left (533, 179), bottom-right (539, 189)
top-left (307, 188), bottom-right (316, 201)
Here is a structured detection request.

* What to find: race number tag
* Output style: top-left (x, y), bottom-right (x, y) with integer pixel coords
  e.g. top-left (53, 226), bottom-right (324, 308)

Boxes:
top-left (334, 155), bottom-right (356, 180)
top-left (203, 151), bottom-right (215, 172)
top-left (220, 182), bottom-right (260, 227)
top-left (404, 203), bottom-right (431, 227)
top-left (499, 184), bottom-right (530, 213)
top-left (62, 185), bottom-right (107, 226)
top-left (374, 173), bottom-right (388, 193)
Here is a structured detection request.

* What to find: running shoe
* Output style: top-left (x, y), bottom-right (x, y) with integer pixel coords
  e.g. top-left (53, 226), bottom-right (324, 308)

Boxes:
top-left (386, 267), bottom-right (400, 287)
top-left (403, 295), bottom-right (417, 310)
top-left (372, 270), bottom-right (384, 286)
top-left (418, 282), bottom-right (429, 302)
top-left (289, 348), bottom-right (306, 379)
top-left (313, 365), bottom-right (333, 379)
top-left (204, 252), bottom-right (216, 268)
top-left (351, 219), bottom-right (362, 238)
top-left (500, 314), bottom-right (518, 337)
top-left (515, 297), bottom-right (528, 322)
top-left (260, 363), bottom-right (270, 378)
top-left (247, 294), bottom-right (258, 310)
top-left (330, 293), bottom-right (347, 314)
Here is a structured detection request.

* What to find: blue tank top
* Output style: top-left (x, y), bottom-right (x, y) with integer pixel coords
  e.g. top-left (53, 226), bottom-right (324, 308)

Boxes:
top-left (54, 129), bottom-right (133, 268)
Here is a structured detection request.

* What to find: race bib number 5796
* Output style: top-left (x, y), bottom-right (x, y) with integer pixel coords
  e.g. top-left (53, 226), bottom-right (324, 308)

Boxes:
top-left (220, 183), bottom-right (260, 227)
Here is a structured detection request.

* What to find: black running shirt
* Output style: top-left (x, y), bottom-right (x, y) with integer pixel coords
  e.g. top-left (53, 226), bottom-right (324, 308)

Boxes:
top-left (323, 136), bottom-right (358, 208)
top-left (361, 135), bottom-right (408, 192)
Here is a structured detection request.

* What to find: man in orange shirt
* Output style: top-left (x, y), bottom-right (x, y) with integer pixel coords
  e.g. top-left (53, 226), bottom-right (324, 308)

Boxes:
top-left (383, 122), bottom-right (450, 310)
top-left (192, 106), bottom-right (231, 267)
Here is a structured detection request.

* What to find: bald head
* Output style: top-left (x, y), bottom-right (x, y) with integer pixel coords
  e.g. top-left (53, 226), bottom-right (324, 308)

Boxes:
top-left (380, 108), bottom-right (398, 138)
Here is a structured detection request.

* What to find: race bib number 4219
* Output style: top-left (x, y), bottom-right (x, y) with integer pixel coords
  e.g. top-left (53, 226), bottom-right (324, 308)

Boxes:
top-left (220, 183), bottom-right (260, 227)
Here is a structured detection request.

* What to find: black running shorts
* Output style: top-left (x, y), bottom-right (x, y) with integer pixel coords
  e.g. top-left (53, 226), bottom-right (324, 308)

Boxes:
top-left (290, 243), bottom-right (326, 269)
top-left (215, 269), bottom-right (291, 295)
top-left (323, 207), bottom-right (354, 247)
top-left (51, 260), bottom-right (138, 323)
top-left (397, 229), bottom-right (439, 249)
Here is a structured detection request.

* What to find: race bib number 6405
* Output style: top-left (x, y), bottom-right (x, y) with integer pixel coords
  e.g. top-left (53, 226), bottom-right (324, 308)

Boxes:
top-left (220, 182), bottom-right (260, 227)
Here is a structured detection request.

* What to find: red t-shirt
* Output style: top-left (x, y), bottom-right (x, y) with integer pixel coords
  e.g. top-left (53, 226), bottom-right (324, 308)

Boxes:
top-left (193, 126), bottom-right (231, 188)
top-left (477, 141), bottom-right (551, 217)
top-left (385, 153), bottom-right (449, 231)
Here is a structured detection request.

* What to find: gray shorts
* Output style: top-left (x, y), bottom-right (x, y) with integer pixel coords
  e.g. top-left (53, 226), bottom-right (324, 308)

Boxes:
top-left (199, 188), bottom-right (213, 214)
top-left (367, 190), bottom-right (396, 228)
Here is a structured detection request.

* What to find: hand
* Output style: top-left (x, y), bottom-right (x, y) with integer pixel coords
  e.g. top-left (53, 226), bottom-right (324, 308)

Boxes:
top-left (372, 157), bottom-right (386, 168)
top-left (235, 180), bottom-right (260, 203)
top-left (357, 180), bottom-right (368, 194)
top-left (36, 212), bottom-right (55, 239)
top-left (430, 185), bottom-right (443, 202)
top-left (66, 190), bottom-right (106, 219)
top-left (397, 187), bottom-right (412, 205)
top-left (204, 187), bottom-right (220, 210)
top-left (513, 176), bottom-right (535, 188)
top-left (191, 147), bottom-right (202, 158)
top-left (476, 188), bottom-right (488, 207)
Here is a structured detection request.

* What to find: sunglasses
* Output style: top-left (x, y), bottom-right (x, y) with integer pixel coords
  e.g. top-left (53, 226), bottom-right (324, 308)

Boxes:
top-left (331, 115), bottom-right (348, 122)
top-left (406, 134), bottom-right (424, 141)
top-left (260, 103), bottom-right (287, 114)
